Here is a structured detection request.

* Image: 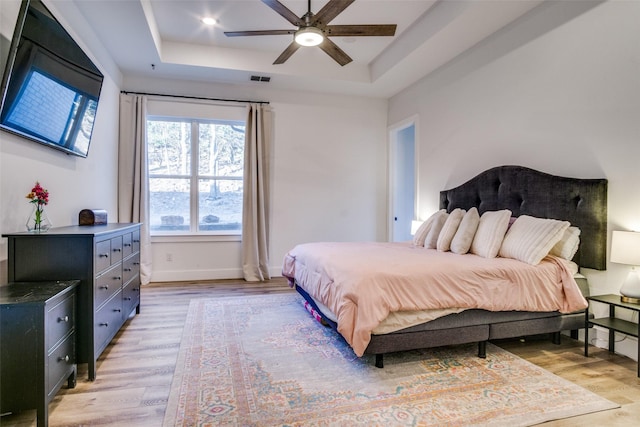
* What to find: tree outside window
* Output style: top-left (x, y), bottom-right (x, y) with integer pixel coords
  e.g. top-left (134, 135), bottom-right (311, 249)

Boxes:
top-left (147, 117), bottom-right (245, 234)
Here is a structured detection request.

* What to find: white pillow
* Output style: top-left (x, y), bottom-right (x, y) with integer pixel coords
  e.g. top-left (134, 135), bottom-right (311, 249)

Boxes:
top-left (437, 208), bottom-right (466, 252)
top-left (450, 207), bottom-right (480, 255)
top-left (412, 209), bottom-right (446, 247)
top-left (499, 215), bottom-right (570, 265)
top-left (470, 210), bottom-right (512, 258)
top-left (424, 210), bottom-right (449, 249)
top-left (549, 226), bottom-right (581, 260)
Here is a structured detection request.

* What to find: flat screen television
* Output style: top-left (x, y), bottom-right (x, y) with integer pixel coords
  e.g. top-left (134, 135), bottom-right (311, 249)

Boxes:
top-left (0, 0), bottom-right (103, 158)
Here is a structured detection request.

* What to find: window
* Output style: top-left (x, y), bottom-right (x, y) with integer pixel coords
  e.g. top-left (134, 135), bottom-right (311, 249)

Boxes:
top-left (146, 112), bottom-right (245, 235)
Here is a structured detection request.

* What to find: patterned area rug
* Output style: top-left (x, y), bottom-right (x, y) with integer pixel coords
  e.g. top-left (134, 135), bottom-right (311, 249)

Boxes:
top-left (163, 293), bottom-right (617, 426)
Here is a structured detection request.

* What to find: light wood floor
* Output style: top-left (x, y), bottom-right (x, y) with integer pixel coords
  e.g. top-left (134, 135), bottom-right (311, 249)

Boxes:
top-left (2, 278), bottom-right (639, 426)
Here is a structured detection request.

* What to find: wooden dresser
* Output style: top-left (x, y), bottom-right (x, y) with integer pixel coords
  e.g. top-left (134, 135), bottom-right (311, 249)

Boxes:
top-left (3, 223), bottom-right (141, 380)
top-left (0, 280), bottom-right (79, 427)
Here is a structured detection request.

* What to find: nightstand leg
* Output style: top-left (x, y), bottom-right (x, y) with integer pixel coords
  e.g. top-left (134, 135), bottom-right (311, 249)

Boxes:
top-left (609, 305), bottom-right (615, 353)
top-left (584, 304), bottom-right (590, 357)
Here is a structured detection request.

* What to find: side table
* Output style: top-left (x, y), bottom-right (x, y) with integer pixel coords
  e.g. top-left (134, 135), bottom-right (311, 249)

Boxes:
top-left (0, 280), bottom-right (79, 427)
top-left (585, 294), bottom-right (640, 377)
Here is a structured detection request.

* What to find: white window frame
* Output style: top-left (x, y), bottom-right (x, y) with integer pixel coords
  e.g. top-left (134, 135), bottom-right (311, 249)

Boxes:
top-left (145, 99), bottom-right (246, 241)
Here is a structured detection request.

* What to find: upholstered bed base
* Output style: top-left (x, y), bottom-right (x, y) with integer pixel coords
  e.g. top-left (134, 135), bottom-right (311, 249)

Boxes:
top-left (296, 277), bottom-right (589, 368)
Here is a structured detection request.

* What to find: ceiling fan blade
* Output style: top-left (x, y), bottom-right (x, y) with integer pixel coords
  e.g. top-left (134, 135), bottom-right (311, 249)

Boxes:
top-left (273, 41), bottom-right (301, 64)
top-left (318, 38), bottom-right (352, 66)
top-left (261, 0), bottom-right (303, 26)
top-left (312, 0), bottom-right (355, 26)
top-left (225, 30), bottom-right (295, 37)
top-left (325, 24), bottom-right (397, 37)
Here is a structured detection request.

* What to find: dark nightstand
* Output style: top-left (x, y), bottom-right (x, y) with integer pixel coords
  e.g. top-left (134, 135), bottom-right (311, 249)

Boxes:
top-left (584, 294), bottom-right (640, 377)
top-left (0, 280), bottom-right (79, 427)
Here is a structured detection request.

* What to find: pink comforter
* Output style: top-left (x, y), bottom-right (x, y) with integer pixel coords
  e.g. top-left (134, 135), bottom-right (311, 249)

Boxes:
top-left (281, 242), bottom-right (587, 357)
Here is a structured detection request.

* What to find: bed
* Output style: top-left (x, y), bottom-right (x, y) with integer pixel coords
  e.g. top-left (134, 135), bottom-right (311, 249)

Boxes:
top-left (282, 165), bottom-right (608, 367)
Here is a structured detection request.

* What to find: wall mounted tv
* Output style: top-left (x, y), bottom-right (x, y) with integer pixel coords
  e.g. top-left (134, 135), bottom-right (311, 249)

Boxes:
top-left (0, 0), bottom-right (104, 158)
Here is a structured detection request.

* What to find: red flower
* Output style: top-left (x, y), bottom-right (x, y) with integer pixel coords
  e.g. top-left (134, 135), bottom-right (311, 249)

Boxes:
top-left (26, 181), bottom-right (49, 205)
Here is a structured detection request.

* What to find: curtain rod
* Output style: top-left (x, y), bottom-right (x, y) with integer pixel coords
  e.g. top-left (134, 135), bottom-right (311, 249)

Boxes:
top-left (120, 91), bottom-right (269, 105)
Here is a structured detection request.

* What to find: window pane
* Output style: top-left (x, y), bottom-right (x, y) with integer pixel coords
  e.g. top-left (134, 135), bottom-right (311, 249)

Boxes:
top-left (147, 120), bottom-right (191, 176)
top-left (198, 122), bottom-right (245, 177)
top-left (149, 178), bottom-right (190, 231)
top-left (198, 179), bottom-right (242, 231)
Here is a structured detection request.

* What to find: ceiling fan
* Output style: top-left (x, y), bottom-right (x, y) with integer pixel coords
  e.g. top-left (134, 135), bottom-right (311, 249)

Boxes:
top-left (224, 0), bottom-right (397, 66)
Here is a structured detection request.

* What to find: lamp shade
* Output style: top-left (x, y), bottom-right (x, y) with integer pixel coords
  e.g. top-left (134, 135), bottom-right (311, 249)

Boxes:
top-left (610, 230), bottom-right (640, 266)
top-left (410, 220), bottom-right (423, 236)
top-left (294, 27), bottom-right (324, 46)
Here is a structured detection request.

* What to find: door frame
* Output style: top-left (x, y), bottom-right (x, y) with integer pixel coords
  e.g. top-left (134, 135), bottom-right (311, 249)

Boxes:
top-left (387, 115), bottom-right (419, 242)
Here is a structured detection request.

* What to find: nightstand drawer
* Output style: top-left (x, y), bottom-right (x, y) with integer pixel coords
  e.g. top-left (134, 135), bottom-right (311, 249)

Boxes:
top-left (47, 293), bottom-right (75, 351)
top-left (47, 333), bottom-right (75, 398)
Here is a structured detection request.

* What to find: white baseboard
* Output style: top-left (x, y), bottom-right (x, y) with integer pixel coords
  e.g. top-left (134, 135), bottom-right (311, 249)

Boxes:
top-left (151, 268), bottom-right (243, 282)
top-left (151, 266), bottom-right (284, 283)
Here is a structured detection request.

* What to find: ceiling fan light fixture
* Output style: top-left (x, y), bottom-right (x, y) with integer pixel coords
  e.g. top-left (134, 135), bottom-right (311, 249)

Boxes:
top-left (294, 27), bottom-right (324, 47)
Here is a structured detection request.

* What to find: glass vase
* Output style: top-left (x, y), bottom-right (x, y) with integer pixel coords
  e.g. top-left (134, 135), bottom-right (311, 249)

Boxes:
top-left (26, 205), bottom-right (52, 233)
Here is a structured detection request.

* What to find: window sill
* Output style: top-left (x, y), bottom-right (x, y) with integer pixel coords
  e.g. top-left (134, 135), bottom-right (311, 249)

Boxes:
top-left (151, 234), bottom-right (241, 243)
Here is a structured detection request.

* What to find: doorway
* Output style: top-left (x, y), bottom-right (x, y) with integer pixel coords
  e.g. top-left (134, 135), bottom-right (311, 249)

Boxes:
top-left (389, 118), bottom-right (417, 242)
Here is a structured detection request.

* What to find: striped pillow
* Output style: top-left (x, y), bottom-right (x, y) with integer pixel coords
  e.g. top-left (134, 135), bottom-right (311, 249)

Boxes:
top-left (437, 208), bottom-right (466, 252)
top-left (499, 215), bottom-right (570, 265)
top-left (412, 209), bottom-right (446, 247)
top-left (470, 210), bottom-right (512, 258)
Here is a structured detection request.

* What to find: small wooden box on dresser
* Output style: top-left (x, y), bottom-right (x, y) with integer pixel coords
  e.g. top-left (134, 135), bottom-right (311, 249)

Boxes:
top-left (3, 223), bottom-right (141, 381)
top-left (0, 280), bottom-right (79, 427)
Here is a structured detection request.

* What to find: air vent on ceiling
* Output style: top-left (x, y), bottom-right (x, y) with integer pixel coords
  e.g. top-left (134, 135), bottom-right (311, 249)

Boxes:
top-left (250, 75), bottom-right (271, 82)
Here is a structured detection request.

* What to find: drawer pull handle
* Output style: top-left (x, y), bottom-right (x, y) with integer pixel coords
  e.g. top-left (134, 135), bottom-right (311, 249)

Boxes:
top-left (58, 355), bottom-right (70, 362)
top-left (114, 308), bottom-right (122, 312)
top-left (113, 248), bottom-right (122, 252)
top-left (58, 315), bottom-right (69, 323)
top-left (133, 288), bottom-right (140, 292)
top-left (99, 322), bottom-right (109, 327)
top-left (100, 285), bottom-right (109, 290)
top-left (114, 276), bottom-right (122, 280)
top-left (124, 243), bottom-right (132, 247)
top-left (124, 268), bottom-right (132, 272)
top-left (133, 262), bottom-right (140, 266)
top-left (133, 239), bottom-right (140, 243)
top-left (124, 297), bottom-right (132, 301)
top-left (99, 253), bottom-right (109, 258)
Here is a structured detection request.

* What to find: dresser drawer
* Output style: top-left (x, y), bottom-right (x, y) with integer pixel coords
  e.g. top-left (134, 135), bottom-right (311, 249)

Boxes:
top-left (95, 239), bottom-right (111, 273)
top-left (132, 229), bottom-right (140, 254)
top-left (95, 264), bottom-right (122, 309)
top-left (47, 293), bottom-right (75, 351)
top-left (47, 333), bottom-right (75, 398)
top-left (122, 253), bottom-right (140, 285)
top-left (122, 279), bottom-right (140, 316)
top-left (122, 232), bottom-right (133, 258)
top-left (94, 291), bottom-right (123, 354)
top-left (110, 236), bottom-right (123, 264)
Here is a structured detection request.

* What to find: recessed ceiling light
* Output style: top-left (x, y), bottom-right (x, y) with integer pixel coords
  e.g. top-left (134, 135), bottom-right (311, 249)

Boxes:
top-left (202, 17), bottom-right (217, 26)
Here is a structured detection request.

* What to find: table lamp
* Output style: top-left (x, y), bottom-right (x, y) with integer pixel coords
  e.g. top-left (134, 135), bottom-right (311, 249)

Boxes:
top-left (610, 230), bottom-right (640, 304)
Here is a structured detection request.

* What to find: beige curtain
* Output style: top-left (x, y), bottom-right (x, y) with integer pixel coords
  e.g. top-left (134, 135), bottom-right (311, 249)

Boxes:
top-left (242, 103), bottom-right (273, 281)
top-left (118, 93), bottom-right (152, 285)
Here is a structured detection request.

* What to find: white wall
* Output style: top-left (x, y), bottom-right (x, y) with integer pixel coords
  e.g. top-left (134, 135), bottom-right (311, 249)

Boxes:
top-left (0, 0), bottom-right (122, 284)
top-left (388, 0), bottom-right (640, 360)
top-left (123, 76), bottom-right (388, 282)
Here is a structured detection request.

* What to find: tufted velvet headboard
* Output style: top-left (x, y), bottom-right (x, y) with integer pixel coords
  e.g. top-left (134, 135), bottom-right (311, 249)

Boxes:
top-left (439, 165), bottom-right (608, 270)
